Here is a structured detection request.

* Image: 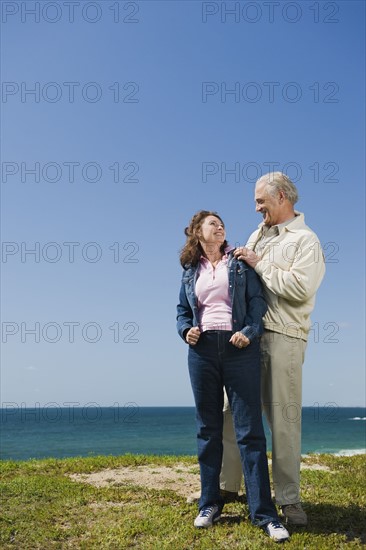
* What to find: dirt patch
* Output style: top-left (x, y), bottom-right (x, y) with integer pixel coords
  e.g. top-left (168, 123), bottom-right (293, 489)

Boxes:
top-left (69, 463), bottom-right (201, 499)
top-left (69, 460), bottom-right (332, 501)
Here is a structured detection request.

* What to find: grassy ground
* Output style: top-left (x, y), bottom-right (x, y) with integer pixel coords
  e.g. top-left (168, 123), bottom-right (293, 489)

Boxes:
top-left (1, 453), bottom-right (365, 549)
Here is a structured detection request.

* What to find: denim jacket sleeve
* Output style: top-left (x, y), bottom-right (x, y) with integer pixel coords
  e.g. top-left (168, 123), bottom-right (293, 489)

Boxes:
top-left (176, 270), bottom-right (194, 342)
top-left (242, 264), bottom-right (268, 341)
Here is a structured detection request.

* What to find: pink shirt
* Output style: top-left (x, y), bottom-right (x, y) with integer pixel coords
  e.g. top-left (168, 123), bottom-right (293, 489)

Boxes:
top-left (195, 251), bottom-right (232, 332)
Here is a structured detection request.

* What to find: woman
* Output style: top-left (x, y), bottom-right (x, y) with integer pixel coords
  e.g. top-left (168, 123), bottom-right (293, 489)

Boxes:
top-left (176, 210), bottom-right (289, 542)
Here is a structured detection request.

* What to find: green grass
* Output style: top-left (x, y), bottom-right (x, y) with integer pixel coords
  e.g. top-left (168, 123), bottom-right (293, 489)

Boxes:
top-left (1, 454), bottom-right (365, 549)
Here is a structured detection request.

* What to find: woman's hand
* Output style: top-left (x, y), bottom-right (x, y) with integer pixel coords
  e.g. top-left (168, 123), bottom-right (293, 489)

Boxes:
top-left (186, 327), bottom-right (201, 345)
top-left (230, 332), bottom-right (250, 349)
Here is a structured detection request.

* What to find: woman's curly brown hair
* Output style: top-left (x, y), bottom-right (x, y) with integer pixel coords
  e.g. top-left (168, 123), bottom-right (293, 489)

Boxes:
top-left (179, 210), bottom-right (228, 268)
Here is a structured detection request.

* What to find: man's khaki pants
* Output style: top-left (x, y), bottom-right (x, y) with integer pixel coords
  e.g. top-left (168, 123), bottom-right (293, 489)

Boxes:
top-left (220, 330), bottom-right (307, 505)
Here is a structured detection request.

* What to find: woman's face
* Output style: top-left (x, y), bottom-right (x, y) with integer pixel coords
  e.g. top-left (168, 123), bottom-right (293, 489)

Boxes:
top-left (198, 215), bottom-right (226, 246)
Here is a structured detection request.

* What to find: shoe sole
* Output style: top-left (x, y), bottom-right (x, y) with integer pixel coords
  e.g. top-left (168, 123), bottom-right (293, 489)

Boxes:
top-left (266, 530), bottom-right (290, 543)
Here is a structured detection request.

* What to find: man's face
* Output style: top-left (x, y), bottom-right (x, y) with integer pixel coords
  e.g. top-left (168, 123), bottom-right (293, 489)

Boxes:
top-left (255, 182), bottom-right (282, 226)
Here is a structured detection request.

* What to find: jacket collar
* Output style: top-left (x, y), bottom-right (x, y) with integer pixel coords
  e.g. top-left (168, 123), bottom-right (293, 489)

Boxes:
top-left (184, 245), bottom-right (236, 273)
top-left (257, 211), bottom-right (305, 234)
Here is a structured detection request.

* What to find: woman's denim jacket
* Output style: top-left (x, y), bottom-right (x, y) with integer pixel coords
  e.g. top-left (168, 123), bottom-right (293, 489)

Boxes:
top-left (176, 250), bottom-right (267, 342)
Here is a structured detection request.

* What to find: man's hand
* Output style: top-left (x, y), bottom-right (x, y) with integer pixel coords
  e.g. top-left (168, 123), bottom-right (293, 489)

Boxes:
top-left (234, 247), bottom-right (260, 268)
top-left (185, 326), bottom-right (201, 345)
top-left (229, 332), bottom-right (250, 349)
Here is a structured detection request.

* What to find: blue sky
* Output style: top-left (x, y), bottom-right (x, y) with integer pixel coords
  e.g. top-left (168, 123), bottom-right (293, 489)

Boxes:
top-left (1, 0), bottom-right (365, 409)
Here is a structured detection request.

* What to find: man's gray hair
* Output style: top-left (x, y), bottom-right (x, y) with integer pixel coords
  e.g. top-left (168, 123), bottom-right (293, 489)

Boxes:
top-left (257, 172), bottom-right (299, 205)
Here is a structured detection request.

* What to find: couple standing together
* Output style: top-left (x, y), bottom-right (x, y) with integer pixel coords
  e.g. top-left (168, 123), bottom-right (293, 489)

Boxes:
top-left (176, 172), bottom-right (325, 543)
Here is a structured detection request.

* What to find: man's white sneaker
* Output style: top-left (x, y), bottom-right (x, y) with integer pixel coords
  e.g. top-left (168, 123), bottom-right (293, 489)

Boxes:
top-left (264, 521), bottom-right (290, 542)
top-left (194, 504), bottom-right (221, 528)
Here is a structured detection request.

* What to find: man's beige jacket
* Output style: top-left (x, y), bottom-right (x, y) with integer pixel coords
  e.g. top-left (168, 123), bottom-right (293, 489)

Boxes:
top-left (246, 212), bottom-right (325, 341)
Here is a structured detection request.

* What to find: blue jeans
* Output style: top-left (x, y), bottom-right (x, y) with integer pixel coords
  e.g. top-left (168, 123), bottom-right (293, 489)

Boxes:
top-left (188, 330), bottom-right (279, 526)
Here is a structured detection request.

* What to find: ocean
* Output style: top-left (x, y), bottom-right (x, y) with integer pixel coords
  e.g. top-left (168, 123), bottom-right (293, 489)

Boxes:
top-left (0, 406), bottom-right (365, 461)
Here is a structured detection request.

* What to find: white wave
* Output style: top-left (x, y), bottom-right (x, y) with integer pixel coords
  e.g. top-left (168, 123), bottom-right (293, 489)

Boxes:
top-left (349, 417), bottom-right (366, 420)
top-left (333, 449), bottom-right (366, 456)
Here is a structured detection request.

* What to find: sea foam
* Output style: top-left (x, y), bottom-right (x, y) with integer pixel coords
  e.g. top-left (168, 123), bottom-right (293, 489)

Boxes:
top-left (333, 449), bottom-right (366, 456)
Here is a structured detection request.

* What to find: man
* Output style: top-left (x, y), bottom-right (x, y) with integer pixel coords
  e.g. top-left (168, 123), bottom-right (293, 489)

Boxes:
top-left (219, 172), bottom-right (325, 526)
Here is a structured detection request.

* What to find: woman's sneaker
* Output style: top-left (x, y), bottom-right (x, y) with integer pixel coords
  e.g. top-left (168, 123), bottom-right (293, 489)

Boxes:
top-left (194, 504), bottom-right (221, 528)
top-left (264, 521), bottom-right (290, 542)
